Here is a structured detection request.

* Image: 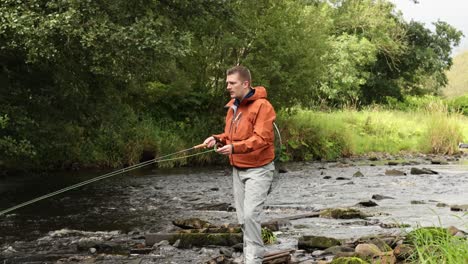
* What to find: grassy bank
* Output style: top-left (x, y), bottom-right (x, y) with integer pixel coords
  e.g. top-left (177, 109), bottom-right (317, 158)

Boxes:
top-left (277, 103), bottom-right (468, 161)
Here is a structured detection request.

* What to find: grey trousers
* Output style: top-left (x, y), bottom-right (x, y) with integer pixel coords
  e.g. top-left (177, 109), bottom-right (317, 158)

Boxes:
top-left (232, 162), bottom-right (274, 264)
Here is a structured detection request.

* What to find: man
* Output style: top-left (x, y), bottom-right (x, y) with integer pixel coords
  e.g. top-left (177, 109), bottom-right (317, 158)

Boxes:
top-left (203, 65), bottom-right (276, 264)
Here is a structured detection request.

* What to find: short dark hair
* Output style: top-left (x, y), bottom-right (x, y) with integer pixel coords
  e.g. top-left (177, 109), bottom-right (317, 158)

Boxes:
top-left (226, 65), bottom-right (251, 85)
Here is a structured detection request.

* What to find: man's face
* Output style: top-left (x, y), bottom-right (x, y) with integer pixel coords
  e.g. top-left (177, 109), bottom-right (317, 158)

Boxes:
top-left (226, 73), bottom-right (249, 100)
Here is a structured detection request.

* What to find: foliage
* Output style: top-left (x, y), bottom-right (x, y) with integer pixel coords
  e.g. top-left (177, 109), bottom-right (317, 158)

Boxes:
top-left (444, 50), bottom-right (468, 98)
top-left (406, 226), bottom-right (468, 263)
top-left (261, 227), bottom-right (277, 245)
top-left (0, 0), bottom-right (464, 170)
top-left (419, 101), bottom-right (464, 155)
top-left (447, 95), bottom-right (468, 116)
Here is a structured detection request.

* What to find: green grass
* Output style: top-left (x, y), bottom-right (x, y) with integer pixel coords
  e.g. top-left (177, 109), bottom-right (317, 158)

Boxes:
top-left (277, 103), bottom-right (468, 161)
top-left (406, 223), bottom-right (468, 263)
top-left (444, 50), bottom-right (468, 98)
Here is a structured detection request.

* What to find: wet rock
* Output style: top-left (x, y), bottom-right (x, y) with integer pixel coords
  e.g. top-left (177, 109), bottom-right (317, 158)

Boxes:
top-left (450, 204), bottom-right (468, 212)
top-left (324, 246), bottom-right (355, 255)
top-left (436, 202), bottom-right (448, 207)
top-left (323, 176), bottom-right (332, 179)
top-left (278, 167), bottom-right (288, 173)
top-left (387, 161), bottom-right (399, 166)
top-left (173, 218), bottom-right (213, 229)
top-left (210, 187), bottom-right (220, 191)
top-left (393, 244), bottom-right (413, 261)
top-left (372, 251), bottom-right (396, 264)
top-left (298, 235), bottom-right (341, 250)
top-left (447, 226), bottom-right (466, 237)
top-left (385, 169), bottom-right (406, 176)
top-left (172, 239), bottom-right (181, 248)
top-left (379, 222), bottom-right (410, 229)
top-left (220, 247), bottom-right (234, 257)
top-left (410, 167), bottom-right (438, 175)
top-left (371, 194), bottom-right (394, 200)
top-left (410, 200), bottom-right (426, 205)
top-left (194, 203), bottom-right (236, 212)
top-left (2, 246), bottom-right (17, 254)
top-left (330, 257), bottom-right (367, 264)
top-left (431, 159), bottom-right (448, 165)
top-left (320, 208), bottom-right (368, 219)
top-left (152, 240), bottom-right (170, 249)
top-left (355, 243), bottom-right (382, 258)
top-left (145, 233), bottom-right (242, 248)
top-left (89, 247), bottom-right (96, 254)
top-left (353, 171), bottom-right (364, 177)
top-left (232, 243), bottom-right (243, 252)
top-left (336, 177), bottom-right (350, 180)
top-left (356, 200), bottom-right (378, 207)
top-left (355, 236), bottom-right (394, 252)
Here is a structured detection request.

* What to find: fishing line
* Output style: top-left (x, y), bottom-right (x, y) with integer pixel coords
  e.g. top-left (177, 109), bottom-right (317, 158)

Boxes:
top-left (0, 145), bottom-right (214, 216)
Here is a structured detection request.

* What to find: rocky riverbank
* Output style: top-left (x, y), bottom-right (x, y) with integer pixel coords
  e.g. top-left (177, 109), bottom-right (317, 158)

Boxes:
top-left (1, 153), bottom-right (467, 263)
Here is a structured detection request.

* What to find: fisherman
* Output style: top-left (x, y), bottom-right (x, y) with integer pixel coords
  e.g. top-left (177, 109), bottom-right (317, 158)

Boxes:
top-left (203, 65), bottom-right (276, 264)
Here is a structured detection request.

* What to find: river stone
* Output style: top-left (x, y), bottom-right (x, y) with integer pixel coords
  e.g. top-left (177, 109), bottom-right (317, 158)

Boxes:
top-left (355, 243), bottom-right (382, 258)
top-left (450, 204), bottom-right (468, 212)
top-left (324, 246), bottom-right (355, 255)
top-left (330, 257), bottom-right (368, 264)
top-left (371, 194), bottom-right (394, 200)
top-left (172, 218), bottom-right (212, 229)
top-left (393, 244), bottom-right (413, 260)
top-left (387, 161), bottom-right (400, 166)
top-left (323, 176), bottom-right (332, 179)
top-left (436, 202), bottom-right (448, 207)
top-left (356, 200), bottom-right (378, 207)
top-left (320, 208), bottom-right (368, 219)
top-left (410, 167), bottom-right (438, 175)
top-left (298, 235), bottom-right (341, 250)
top-left (353, 171), bottom-right (364, 177)
top-left (431, 158), bottom-right (448, 165)
top-left (220, 247), bottom-right (234, 257)
top-left (385, 169), bottom-right (406, 176)
top-left (336, 177), bottom-right (351, 180)
top-left (372, 251), bottom-right (396, 264)
top-left (410, 200), bottom-right (426, 205)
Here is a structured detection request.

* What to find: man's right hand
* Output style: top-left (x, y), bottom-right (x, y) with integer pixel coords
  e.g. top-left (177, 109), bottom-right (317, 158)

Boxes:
top-left (203, 136), bottom-right (216, 148)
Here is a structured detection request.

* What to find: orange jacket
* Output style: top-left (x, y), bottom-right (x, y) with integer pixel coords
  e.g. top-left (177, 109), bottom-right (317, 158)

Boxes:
top-left (214, 86), bottom-right (276, 168)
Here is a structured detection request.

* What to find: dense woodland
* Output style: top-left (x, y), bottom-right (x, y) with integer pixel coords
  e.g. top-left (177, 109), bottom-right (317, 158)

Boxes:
top-left (0, 0), bottom-right (464, 170)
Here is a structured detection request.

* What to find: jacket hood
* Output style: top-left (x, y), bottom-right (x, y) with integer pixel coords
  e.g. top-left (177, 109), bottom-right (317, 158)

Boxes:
top-left (225, 86), bottom-right (268, 107)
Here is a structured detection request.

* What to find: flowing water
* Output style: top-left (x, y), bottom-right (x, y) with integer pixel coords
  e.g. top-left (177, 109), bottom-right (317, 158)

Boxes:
top-left (1, 158), bottom-right (467, 261)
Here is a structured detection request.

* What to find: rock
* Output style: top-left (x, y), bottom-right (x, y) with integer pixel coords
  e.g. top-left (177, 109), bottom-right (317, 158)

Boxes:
top-left (410, 200), bottom-right (426, 205)
top-left (431, 159), bottom-right (448, 165)
top-left (278, 167), bottom-right (288, 173)
top-left (2, 246), bottom-right (17, 254)
top-left (387, 161), bottom-right (399, 166)
top-left (355, 243), bottom-right (382, 258)
top-left (330, 257), bottom-right (368, 264)
top-left (323, 176), bottom-right (332, 179)
top-left (353, 171), bottom-right (364, 177)
top-left (89, 247), bottom-right (96, 254)
top-left (152, 240), bottom-right (170, 249)
top-left (356, 200), bottom-right (378, 207)
top-left (446, 226), bottom-right (465, 236)
top-left (410, 167), bottom-right (438, 175)
top-left (298, 235), bottom-right (341, 250)
top-left (194, 203), bottom-right (236, 212)
top-left (172, 239), bottom-right (181, 248)
top-left (232, 243), bottom-right (243, 252)
top-left (210, 187), bottom-right (219, 191)
top-left (436, 202), bottom-right (448, 207)
top-left (324, 246), bottom-right (355, 255)
top-left (393, 244), bottom-right (413, 260)
top-left (336, 177), bottom-right (351, 180)
top-left (385, 169), bottom-right (405, 176)
top-left (172, 218), bottom-right (213, 229)
top-left (379, 223), bottom-right (410, 229)
top-left (372, 251), bottom-right (396, 264)
top-left (371, 194), bottom-right (394, 200)
top-left (220, 247), bottom-right (234, 257)
top-left (450, 204), bottom-right (468, 212)
top-left (320, 208), bottom-right (368, 219)
top-left (145, 233), bottom-right (243, 248)
top-left (355, 236), bottom-right (394, 251)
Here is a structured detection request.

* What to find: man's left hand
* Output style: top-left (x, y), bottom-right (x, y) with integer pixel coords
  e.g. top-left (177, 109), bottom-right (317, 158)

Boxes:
top-left (216, 144), bottom-right (233, 155)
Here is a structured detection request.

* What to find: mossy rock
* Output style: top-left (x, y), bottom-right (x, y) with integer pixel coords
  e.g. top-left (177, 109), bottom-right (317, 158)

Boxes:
top-left (330, 257), bottom-right (369, 264)
top-left (320, 208), bottom-right (368, 219)
top-left (298, 235), bottom-right (341, 250)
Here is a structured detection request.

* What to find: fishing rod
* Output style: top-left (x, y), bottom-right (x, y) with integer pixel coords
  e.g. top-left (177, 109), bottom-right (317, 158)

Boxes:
top-left (0, 143), bottom-right (213, 216)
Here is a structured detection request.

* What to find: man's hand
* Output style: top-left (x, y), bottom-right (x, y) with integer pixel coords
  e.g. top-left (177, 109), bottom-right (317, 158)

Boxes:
top-left (216, 144), bottom-right (233, 155)
top-left (203, 136), bottom-right (216, 148)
